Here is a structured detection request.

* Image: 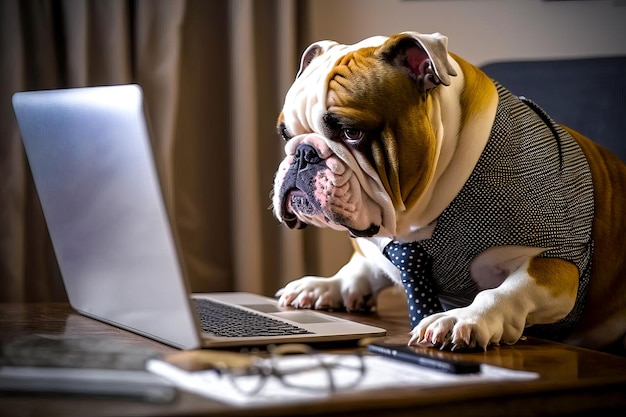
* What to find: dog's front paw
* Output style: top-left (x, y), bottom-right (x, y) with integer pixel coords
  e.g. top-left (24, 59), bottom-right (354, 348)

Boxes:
top-left (276, 276), bottom-right (343, 310)
top-left (276, 275), bottom-right (373, 312)
top-left (408, 308), bottom-right (522, 351)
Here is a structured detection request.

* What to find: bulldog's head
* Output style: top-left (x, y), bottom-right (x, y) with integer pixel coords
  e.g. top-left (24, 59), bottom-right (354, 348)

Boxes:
top-left (271, 32), bottom-right (457, 238)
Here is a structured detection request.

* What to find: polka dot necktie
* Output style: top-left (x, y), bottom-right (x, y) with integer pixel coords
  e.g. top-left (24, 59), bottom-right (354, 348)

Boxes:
top-left (383, 241), bottom-right (443, 328)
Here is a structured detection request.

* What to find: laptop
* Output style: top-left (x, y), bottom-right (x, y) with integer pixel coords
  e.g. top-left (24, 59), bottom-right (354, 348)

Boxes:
top-left (12, 84), bottom-right (386, 350)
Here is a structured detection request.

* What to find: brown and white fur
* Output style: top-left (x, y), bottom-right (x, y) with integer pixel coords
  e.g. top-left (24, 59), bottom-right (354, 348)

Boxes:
top-left (271, 32), bottom-right (626, 353)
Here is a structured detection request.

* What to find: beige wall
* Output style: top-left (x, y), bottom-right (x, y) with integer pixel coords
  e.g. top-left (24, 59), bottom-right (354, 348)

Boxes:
top-left (307, 0), bottom-right (626, 66)
top-left (302, 0), bottom-right (626, 278)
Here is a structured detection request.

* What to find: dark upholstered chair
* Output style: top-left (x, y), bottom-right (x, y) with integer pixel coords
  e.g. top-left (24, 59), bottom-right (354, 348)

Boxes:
top-left (481, 56), bottom-right (626, 162)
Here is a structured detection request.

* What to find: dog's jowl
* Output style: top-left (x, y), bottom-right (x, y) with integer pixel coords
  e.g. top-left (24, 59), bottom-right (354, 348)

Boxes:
top-left (271, 32), bottom-right (626, 354)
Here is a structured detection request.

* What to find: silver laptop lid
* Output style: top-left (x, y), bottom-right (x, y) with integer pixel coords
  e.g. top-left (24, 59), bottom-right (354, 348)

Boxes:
top-left (13, 85), bottom-right (201, 349)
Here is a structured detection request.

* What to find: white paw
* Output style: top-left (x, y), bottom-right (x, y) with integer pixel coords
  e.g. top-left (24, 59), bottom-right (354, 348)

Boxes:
top-left (275, 275), bottom-right (374, 312)
top-left (408, 307), bottom-right (520, 351)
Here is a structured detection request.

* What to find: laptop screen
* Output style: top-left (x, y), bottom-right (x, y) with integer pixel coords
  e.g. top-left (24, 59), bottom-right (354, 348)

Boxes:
top-left (13, 85), bottom-right (202, 349)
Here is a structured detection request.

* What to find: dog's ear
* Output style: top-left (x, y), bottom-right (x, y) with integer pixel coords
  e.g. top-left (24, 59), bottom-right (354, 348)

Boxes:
top-left (296, 40), bottom-right (338, 79)
top-left (377, 32), bottom-right (457, 92)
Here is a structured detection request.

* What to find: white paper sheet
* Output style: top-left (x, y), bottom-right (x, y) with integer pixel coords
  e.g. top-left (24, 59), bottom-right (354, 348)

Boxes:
top-left (147, 353), bottom-right (539, 406)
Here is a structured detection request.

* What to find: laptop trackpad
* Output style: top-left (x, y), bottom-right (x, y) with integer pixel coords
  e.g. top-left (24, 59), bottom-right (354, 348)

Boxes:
top-left (244, 304), bottom-right (282, 313)
top-left (273, 311), bottom-right (335, 324)
top-left (243, 304), bottom-right (335, 324)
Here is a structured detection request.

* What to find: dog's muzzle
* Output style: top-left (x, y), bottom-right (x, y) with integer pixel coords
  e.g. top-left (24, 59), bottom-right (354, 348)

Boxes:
top-left (276, 143), bottom-right (382, 237)
top-left (278, 143), bottom-right (326, 230)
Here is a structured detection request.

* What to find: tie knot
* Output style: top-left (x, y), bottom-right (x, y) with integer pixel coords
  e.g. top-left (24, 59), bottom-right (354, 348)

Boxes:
top-left (383, 241), bottom-right (429, 272)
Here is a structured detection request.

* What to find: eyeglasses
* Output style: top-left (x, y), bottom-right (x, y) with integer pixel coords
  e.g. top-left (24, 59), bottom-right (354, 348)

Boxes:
top-left (213, 344), bottom-right (366, 396)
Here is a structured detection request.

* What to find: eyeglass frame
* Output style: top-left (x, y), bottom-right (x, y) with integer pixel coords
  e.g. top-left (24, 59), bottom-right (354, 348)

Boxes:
top-left (216, 343), bottom-right (366, 396)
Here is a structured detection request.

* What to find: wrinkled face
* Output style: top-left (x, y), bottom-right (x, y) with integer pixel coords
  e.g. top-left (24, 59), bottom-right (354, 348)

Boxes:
top-left (271, 33), bottom-right (455, 237)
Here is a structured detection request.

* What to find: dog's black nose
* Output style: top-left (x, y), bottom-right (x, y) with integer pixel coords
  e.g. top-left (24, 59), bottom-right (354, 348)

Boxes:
top-left (294, 144), bottom-right (322, 170)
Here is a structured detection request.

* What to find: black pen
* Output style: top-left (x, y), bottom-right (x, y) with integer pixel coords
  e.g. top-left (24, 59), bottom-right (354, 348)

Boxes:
top-left (367, 342), bottom-right (481, 374)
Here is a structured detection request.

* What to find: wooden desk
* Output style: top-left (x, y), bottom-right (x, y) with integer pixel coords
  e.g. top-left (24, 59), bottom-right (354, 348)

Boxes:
top-left (1, 289), bottom-right (625, 417)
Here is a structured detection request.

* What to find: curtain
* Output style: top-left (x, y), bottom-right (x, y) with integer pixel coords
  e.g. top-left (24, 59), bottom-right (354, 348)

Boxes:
top-left (0, 0), bottom-right (353, 303)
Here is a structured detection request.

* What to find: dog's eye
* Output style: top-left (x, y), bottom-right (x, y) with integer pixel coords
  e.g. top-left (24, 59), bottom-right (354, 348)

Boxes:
top-left (341, 128), bottom-right (365, 144)
top-left (278, 122), bottom-right (291, 142)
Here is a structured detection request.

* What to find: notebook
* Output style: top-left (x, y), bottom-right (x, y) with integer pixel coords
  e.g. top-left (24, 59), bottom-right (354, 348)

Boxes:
top-left (12, 84), bottom-right (386, 350)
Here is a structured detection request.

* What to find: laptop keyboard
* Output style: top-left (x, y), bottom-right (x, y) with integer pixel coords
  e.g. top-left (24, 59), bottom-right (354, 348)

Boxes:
top-left (193, 298), bottom-right (313, 337)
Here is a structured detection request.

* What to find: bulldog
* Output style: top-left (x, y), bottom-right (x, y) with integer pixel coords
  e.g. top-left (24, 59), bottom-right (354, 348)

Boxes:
top-left (271, 32), bottom-right (626, 353)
